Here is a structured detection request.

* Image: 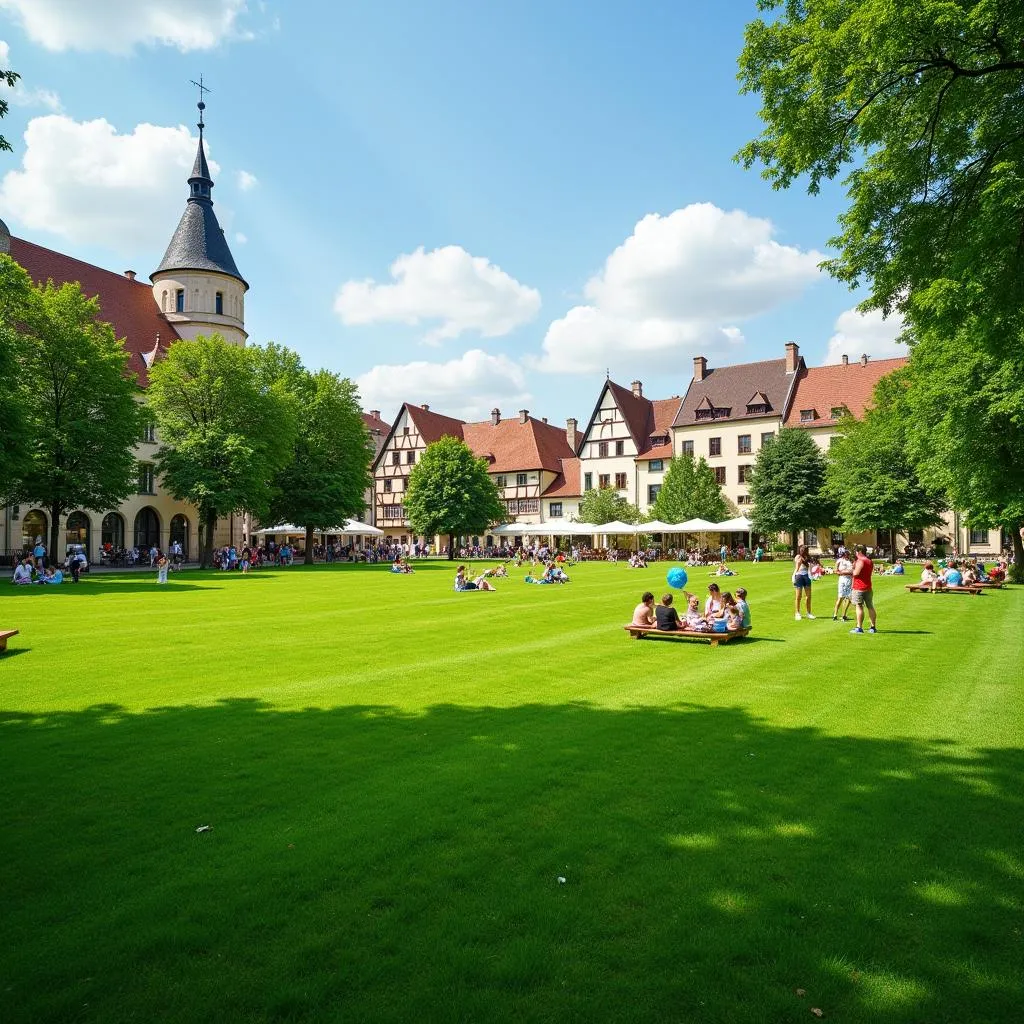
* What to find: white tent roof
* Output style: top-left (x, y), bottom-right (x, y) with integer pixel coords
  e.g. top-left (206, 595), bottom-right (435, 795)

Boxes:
top-left (676, 518), bottom-right (720, 532)
top-left (600, 520), bottom-right (642, 534)
top-left (714, 516), bottom-right (753, 531)
top-left (254, 519), bottom-right (384, 537)
top-left (642, 520), bottom-right (679, 532)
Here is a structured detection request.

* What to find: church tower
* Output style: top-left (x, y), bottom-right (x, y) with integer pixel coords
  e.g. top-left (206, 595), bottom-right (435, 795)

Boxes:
top-left (151, 91), bottom-right (248, 346)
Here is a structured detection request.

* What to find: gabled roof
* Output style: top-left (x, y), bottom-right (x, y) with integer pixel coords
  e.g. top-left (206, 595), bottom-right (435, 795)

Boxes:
top-left (581, 380), bottom-right (683, 457)
top-left (542, 457), bottom-right (581, 498)
top-left (362, 411), bottom-right (391, 436)
top-left (785, 357), bottom-right (908, 428)
top-left (404, 404), bottom-right (466, 444)
top-left (674, 358), bottom-right (798, 427)
top-left (9, 236), bottom-right (183, 387)
top-left (462, 415), bottom-right (575, 474)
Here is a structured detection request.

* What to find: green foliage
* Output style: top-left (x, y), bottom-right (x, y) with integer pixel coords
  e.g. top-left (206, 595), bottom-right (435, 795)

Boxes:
top-left (577, 486), bottom-right (642, 525)
top-left (652, 454), bottom-right (730, 523)
top-left (737, 0), bottom-right (1024, 347)
top-left (264, 355), bottom-right (374, 564)
top-left (825, 390), bottom-right (947, 534)
top-left (749, 428), bottom-right (835, 547)
top-left (147, 335), bottom-right (298, 566)
top-left (5, 276), bottom-right (142, 557)
top-left (0, 64), bottom-right (18, 153)
top-left (0, 255), bottom-right (32, 485)
top-left (404, 436), bottom-right (505, 557)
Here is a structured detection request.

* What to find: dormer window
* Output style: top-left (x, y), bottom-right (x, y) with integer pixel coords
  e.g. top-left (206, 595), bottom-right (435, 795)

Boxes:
top-left (745, 392), bottom-right (772, 415)
top-left (830, 405), bottom-right (848, 419)
top-left (800, 409), bottom-right (817, 422)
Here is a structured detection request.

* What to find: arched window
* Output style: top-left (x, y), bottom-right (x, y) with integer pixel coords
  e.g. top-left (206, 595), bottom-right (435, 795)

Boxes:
top-left (102, 512), bottom-right (125, 551)
top-left (170, 514), bottom-right (190, 559)
top-left (66, 511), bottom-right (90, 558)
top-left (133, 507), bottom-right (161, 550)
top-left (20, 509), bottom-right (48, 554)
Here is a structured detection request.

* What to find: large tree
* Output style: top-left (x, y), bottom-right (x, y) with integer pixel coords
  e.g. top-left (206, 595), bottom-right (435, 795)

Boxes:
top-left (266, 363), bottom-right (374, 565)
top-left (578, 486), bottom-right (642, 526)
top-left (0, 63), bottom-right (18, 154)
top-left (737, 0), bottom-right (1024, 350)
top-left (749, 428), bottom-right (835, 550)
top-left (404, 436), bottom-right (505, 559)
top-left (147, 335), bottom-right (297, 568)
top-left (0, 255), bottom-right (31, 486)
top-left (651, 454), bottom-right (730, 523)
top-left (6, 278), bottom-right (142, 560)
top-left (825, 391), bottom-right (947, 543)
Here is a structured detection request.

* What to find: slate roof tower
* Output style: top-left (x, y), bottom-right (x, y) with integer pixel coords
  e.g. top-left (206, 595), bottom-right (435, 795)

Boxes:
top-left (150, 89), bottom-right (248, 345)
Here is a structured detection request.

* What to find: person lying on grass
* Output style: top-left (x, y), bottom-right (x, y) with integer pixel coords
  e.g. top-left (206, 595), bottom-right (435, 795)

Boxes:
top-left (631, 591), bottom-right (655, 627)
top-left (711, 561), bottom-right (737, 577)
top-left (454, 565), bottom-right (496, 592)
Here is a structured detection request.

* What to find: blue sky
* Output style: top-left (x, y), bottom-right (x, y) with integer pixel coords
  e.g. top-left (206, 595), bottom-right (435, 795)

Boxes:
top-left (0, 0), bottom-right (904, 426)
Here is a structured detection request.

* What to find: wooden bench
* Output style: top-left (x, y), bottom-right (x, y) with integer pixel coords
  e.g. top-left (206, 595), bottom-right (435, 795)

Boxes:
top-left (0, 629), bottom-right (19, 652)
top-left (904, 584), bottom-right (984, 596)
top-left (976, 580), bottom-right (1005, 589)
top-left (624, 625), bottom-right (750, 647)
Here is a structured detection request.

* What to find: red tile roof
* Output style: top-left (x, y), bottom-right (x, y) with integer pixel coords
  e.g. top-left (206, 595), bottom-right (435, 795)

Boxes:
top-left (404, 403), bottom-right (466, 444)
top-left (784, 357), bottom-right (908, 428)
top-left (9, 236), bottom-right (182, 387)
top-left (362, 410), bottom-right (391, 436)
top-left (463, 414), bottom-right (575, 474)
top-left (542, 457), bottom-right (581, 498)
top-left (590, 382), bottom-right (682, 457)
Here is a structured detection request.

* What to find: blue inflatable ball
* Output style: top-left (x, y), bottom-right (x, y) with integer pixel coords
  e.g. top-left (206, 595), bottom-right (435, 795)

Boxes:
top-left (666, 566), bottom-right (688, 590)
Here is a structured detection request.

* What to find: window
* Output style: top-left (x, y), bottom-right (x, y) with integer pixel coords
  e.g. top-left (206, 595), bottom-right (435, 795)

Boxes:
top-left (737, 494), bottom-right (752, 505)
top-left (175, 289), bottom-right (184, 313)
top-left (746, 404), bottom-right (770, 415)
top-left (598, 441), bottom-right (609, 457)
top-left (831, 531), bottom-right (844, 546)
top-left (584, 472), bottom-right (593, 491)
top-left (802, 530), bottom-right (816, 547)
top-left (406, 451), bottom-right (415, 464)
top-left (681, 440), bottom-right (694, 457)
top-left (713, 466), bottom-right (726, 485)
top-left (738, 434), bottom-right (752, 455)
top-left (599, 474), bottom-right (611, 488)
top-left (496, 475), bottom-right (507, 488)
top-left (830, 406), bottom-right (847, 419)
top-left (382, 505), bottom-right (405, 520)
top-left (614, 473), bottom-right (627, 489)
top-left (215, 292), bottom-right (224, 315)
top-left (403, 426), bottom-right (410, 435)
top-left (761, 432), bottom-right (774, 447)
top-left (649, 459), bottom-right (664, 472)
top-left (969, 528), bottom-right (989, 545)
top-left (709, 437), bottom-right (722, 457)
top-left (507, 498), bottom-right (539, 515)
top-left (137, 463), bottom-right (155, 495)
top-left (384, 479), bottom-right (393, 493)
top-left (738, 464), bottom-right (752, 484)
top-left (615, 440), bottom-right (625, 456)
top-left (391, 452), bottom-right (401, 465)
top-left (648, 484), bottom-right (662, 505)
top-left (516, 473), bottom-right (528, 487)
top-left (141, 421), bottom-right (156, 443)
top-left (800, 409), bottom-right (817, 422)
top-left (549, 502), bottom-right (563, 519)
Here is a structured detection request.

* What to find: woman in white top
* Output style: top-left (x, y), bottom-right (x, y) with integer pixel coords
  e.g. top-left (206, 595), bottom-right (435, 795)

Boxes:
top-left (12, 559), bottom-right (33, 584)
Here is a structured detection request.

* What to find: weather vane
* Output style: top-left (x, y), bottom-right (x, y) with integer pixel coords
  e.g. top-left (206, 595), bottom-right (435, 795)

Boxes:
top-left (190, 75), bottom-right (211, 130)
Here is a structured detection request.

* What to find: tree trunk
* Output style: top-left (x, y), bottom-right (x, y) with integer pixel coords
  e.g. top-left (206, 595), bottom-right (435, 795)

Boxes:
top-left (49, 499), bottom-right (62, 568)
top-left (304, 525), bottom-right (315, 566)
top-left (791, 527), bottom-right (798, 553)
top-left (1011, 522), bottom-right (1024, 585)
top-left (448, 533), bottom-right (455, 560)
top-left (201, 508), bottom-right (216, 569)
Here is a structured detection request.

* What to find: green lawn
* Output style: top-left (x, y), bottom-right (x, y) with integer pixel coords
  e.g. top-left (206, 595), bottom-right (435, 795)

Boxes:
top-left (2, 561), bottom-right (1022, 1024)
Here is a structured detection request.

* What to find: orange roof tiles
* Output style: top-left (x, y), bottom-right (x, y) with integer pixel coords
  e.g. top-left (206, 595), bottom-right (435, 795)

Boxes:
top-left (785, 357), bottom-right (908, 428)
top-left (362, 410), bottom-right (391, 436)
top-left (404, 404), bottom-right (466, 444)
top-left (462, 414), bottom-right (575, 474)
top-left (9, 236), bottom-right (182, 387)
top-left (542, 457), bottom-right (581, 498)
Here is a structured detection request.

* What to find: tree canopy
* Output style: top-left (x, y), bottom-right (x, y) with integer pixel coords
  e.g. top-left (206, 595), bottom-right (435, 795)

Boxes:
top-left (0, 255), bottom-right (32, 486)
top-left (749, 428), bottom-right (835, 548)
top-left (577, 486), bottom-right (642, 526)
top-left (0, 64), bottom-right (18, 154)
top-left (404, 436), bottom-right (505, 558)
top-left (651, 455), bottom-right (730, 524)
top-left (4, 275), bottom-right (142, 558)
top-left (737, 0), bottom-right (1024, 347)
top-left (147, 335), bottom-right (297, 567)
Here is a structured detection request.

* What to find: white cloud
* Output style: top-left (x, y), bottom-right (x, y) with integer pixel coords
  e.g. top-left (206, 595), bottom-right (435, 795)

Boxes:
top-left (0, 39), bottom-right (62, 111)
top-left (825, 307), bottom-right (907, 364)
top-left (0, 115), bottom-right (221, 254)
top-left (236, 169), bottom-right (258, 191)
top-left (335, 245), bottom-right (541, 344)
top-left (234, 232), bottom-right (248, 244)
top-left (533, 202), bottom-right (824, 374)
top-left (0, 0), bottom-right (251, 53)
top-left (355, 349), bottom-right (530, 422)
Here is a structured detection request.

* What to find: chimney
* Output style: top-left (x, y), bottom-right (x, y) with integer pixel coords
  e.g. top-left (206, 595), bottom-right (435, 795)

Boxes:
top-left (841, 354), bottom-right (849, 367)
top-left (422, 404), bottom-right (430, 411)
top-left (519, 409), bottom-right (529, 424)
top-left (860, 353), bottom-right (869, 366)
top-left (490, 408), bottom-right (501, 426)
top-left (542, 417), bottom-right (548, 424)
top-left (369, 410), bottom-right (381, 420)
top-left (124, 270), bottom-right (136, 281)
top-left (693, 356), bottom-right (707, 383)
top-left (785, 342), bottom-right (800, 373)
top-left (631, 380), bottom-right (643, 398)
top-left (566, 417), bottom-right (579, 451)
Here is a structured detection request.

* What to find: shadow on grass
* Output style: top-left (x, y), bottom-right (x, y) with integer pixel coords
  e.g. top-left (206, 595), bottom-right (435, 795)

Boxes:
top-left (1, 700), bottom-right (1021, 1024)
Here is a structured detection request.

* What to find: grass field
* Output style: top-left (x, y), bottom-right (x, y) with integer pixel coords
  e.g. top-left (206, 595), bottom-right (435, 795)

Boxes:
top-left (1, 560), bottom-right (1022, 1023)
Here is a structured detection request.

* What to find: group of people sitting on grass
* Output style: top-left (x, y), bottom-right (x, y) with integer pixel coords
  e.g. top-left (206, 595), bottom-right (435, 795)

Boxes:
top-left (453, 565), bottom-right (509, 591)
top-left (525, 562), bottom-right (571, 585)
top-left (11, 559), bottom-right (65, 585)
top-left (919, 558), bottom-right (1002, 591)
top-left (391, 556), bottom-right (415, 574)
top-left (628, 551), bottom-right (648, 568)
top-left (631, 582), bottom-right (751, 634)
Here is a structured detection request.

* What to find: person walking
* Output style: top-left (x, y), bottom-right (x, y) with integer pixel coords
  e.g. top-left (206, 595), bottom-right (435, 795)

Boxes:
top-left (849, 544), bottom-right (877, 634)
top-left (793, 544), bottom-right (815, 620)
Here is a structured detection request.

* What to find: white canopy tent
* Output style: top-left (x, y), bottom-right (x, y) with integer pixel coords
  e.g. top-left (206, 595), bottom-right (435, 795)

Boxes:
top-left (713, 516), bottom-right (753, 532)
top-left (254, 519), bottom-right (384, 537)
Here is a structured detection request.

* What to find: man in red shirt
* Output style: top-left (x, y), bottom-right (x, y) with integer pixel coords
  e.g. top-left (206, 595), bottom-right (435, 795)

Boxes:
top-left (850, 544), bottom-right (877, 634)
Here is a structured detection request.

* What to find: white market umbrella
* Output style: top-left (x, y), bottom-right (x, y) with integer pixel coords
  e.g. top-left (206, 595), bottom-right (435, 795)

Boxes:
top-left (643, 520), bottom-right (679, 533)
top-left (253, 523), bottom-right (303, 536)
top-left (714, 516), bottom-right (753, 532)
top-left (334, 519), bottom-right (384, 536)
top-left (601, 520), bottom-right (641, 534)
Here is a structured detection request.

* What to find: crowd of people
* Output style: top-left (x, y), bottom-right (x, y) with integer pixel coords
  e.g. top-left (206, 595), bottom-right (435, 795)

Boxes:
top-left (631, 583), bottom-right (752, 634)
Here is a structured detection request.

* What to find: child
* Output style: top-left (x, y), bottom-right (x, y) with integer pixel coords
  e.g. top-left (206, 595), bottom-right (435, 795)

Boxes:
top-left (920, 561), bottom-right (946, 592)
top-left (681, 592), bottom-right (709, 631)
top-left (735, 588), bottom-right (752, 629)
top-left (156, 552), bottom-right (169, 585)
top-left (721, 592), bottom-right (743, 631)
top-left (631, 591), bottom-right (655, 627)
top-left (655, 593), bottom-right (682, 631)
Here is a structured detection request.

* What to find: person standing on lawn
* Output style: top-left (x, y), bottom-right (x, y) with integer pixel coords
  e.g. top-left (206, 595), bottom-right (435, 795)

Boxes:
top-left (793, 545), bottom-right (814, 620)
top-left (833, 550), bottom-right (854, 620)
top-left (850, 544), bottom-right (877, 634)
